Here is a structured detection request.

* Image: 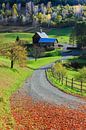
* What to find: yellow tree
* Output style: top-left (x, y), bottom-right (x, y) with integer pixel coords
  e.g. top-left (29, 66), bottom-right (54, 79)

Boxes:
top-left (1, 3), bottom-right (6, 18)
top-left (47, 2), bottom-right (52, 14)
top-left (47, 14), bottom-right (51, 27)
top-left (37, 12), bottom-right (43, 23)
top-left (56, 15), bottom-right (62, 22)
top-left (12, 4), bottom-right (18, 17)
top-left (53, 63), bottom-right (67, 76)
top-left (0, 41), bottom-right (27, 68)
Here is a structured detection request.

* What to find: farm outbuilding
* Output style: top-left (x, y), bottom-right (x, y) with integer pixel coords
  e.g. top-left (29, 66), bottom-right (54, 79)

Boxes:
top-left (32, 31), bottom-right (58, 49)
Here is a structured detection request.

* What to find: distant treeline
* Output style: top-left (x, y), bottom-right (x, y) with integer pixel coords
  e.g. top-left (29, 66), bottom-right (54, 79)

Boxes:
top-left (0, 0), bottom-right (86, 6)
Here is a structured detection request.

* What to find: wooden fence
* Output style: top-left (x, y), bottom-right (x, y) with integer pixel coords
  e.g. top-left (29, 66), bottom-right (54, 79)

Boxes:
top-left (47, 69), bottom-right (86, 93)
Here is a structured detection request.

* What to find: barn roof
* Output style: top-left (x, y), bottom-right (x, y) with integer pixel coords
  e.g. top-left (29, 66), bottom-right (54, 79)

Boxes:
top-left (37, 32), bottom-right (48, 38)
top-left (39, 38), bottom-right (57, 43)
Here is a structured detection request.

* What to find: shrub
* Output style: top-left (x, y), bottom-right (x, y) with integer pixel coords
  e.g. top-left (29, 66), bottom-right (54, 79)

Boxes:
top-left (75, 67), bottom-right (86, 82)
top-left (53, 63), bottom-right (67, 76)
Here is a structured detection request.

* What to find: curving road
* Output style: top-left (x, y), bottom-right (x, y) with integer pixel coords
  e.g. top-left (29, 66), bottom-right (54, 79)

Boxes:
top-left (23, 66), bottom-right (86, 110)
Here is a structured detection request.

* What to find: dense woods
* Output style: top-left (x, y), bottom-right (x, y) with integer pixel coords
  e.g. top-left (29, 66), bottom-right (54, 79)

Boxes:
top-left (0, 0), bottom-right (86, 6)
top-left (0, 0), bottom-right (86, 28)
top-left (70, 21), bottom-right (86, 48)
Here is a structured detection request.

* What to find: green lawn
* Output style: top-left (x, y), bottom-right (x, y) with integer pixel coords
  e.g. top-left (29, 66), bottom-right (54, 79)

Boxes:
top-left (48, 27), bottom-right (72, 44)
top-left (0, 27), bottom-right (72, 45)
top-left (28, 56), bottom-right (61, 69)
top-left (0, 32), bottom-right (34, 44)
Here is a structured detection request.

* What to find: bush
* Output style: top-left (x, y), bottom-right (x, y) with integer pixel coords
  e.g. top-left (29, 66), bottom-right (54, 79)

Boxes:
top-left (53, 63), bottom-right (67, 76)
top-left (75, 67), bottom-right (86, 82)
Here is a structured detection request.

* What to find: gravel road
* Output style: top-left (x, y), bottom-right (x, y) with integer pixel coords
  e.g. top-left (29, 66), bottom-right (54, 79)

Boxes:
top-left (23, 67), bottom-right (86, 109)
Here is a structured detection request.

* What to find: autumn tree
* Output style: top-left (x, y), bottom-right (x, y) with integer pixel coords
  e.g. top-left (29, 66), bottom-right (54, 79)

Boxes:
top-left (0, 41), bottom-right (27, 68)
top-left (37, 12), bottom-right (43, 24)
top-left (56, 15), bottom-right (62, 23)
top-left (12, 3), bottom-right (18, 22)
top-left (53, 62), bottom-right (67, 76)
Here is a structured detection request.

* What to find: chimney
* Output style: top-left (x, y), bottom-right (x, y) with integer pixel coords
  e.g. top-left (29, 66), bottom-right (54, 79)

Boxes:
top-left (40, 27), bottom-right (43, 33)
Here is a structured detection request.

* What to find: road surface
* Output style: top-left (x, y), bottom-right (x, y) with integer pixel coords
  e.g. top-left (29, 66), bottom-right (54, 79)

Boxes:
top-left (23, 66), bottom-right (86, 109)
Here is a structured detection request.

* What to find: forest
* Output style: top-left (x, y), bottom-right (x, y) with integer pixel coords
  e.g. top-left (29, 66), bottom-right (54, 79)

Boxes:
top-left (0, 0), bottom-right (86, 6)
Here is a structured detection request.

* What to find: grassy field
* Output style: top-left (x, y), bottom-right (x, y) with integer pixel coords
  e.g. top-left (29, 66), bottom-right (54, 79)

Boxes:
top-left (0, 27), bottom-right (72, 45)
top-left (0, 33), bottom-right (33, 44)
top-left (47, 69), bottom-right (86, 97)
top-left (48, 27), bottom-right (72, 44)
top-left (28, 56), bottom-right (61, 69)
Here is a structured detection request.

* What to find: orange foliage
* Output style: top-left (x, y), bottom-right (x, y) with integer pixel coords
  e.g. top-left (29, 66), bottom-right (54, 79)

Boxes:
top-left (9, 91), bottom-right (86, 130)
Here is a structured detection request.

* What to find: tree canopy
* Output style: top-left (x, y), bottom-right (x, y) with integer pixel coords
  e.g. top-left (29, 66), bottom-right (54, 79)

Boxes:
top-left (70, 21), bottom-right (86, 48)
top-left (0, 0), bottom-right (86, 6)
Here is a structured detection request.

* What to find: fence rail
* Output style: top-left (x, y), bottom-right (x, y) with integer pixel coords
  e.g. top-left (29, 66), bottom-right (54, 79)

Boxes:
top-left (47, 69), bottom-right (86, 93)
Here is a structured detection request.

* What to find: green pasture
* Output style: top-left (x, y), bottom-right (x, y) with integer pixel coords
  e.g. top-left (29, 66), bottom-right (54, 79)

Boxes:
top-left (0, 27), bottom-right (72, 45)
top-left (48, 27), bottom-right (72, 44)
top-left (0, 32), bottom-right (33, 44)
top-left (28, 56), bottom-right (61, 69)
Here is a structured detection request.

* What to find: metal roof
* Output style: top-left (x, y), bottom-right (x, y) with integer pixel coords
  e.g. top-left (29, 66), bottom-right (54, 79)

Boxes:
top-left (37, 32), bottom-right (48, 38)
top-left (39, 38), bottom-right (57, 43)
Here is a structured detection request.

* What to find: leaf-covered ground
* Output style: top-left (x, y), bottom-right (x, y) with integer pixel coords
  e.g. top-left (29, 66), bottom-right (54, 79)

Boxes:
top-left (9, 87), bottom-right (86, 130)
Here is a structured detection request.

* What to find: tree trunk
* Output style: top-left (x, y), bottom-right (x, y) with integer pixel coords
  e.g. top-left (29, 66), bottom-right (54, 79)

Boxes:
top-left (35, 56), bottom-right (37, 61)
top-left (11, 60), bottom-right (14, 69)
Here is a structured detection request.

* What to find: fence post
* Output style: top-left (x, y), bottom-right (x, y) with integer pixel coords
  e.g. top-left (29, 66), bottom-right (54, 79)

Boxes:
top-left (59, 73), bottom-right (60, 82)
top-left (62, 75), bottom-right (63, 85)
top-left (51, 68), bottom-right (54, 78)
top-left (66, 77), bottom-right (67, 86)
top-left (81, 81), bottom-right (82, 93)
top-left (71, 78), bottom-right (73, 89)
top-left (46, 68), bottom-right (48, 73)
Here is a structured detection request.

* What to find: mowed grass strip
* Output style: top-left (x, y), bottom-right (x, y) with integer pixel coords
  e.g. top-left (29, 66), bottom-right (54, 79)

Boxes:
top-left (28, 56), bottom-right (61, 69)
